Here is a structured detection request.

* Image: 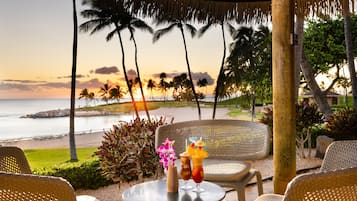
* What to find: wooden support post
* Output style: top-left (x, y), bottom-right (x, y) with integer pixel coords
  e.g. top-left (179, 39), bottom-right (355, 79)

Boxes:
top-left (272, 0), bottom-right (296, 194)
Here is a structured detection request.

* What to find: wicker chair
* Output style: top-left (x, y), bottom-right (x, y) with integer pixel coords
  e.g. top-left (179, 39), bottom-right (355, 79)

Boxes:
top-left (0, 171), bottom-right (98, 201)
top-left (254, 167), bottom-right (357, 201)
top-left (0, 146), bottom-right (99, 201)
top-left (0, 146), bottom-right (32, 174)
top-left (155, 119), bottom-right (270, 201)
top-left (320, 140), bottom-right (357, 172)
top-left (254, 140), bottom-right (357, 201)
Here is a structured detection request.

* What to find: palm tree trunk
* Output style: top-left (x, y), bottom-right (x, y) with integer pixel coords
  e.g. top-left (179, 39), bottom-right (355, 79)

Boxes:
top-left (179, 25), bottom-right (201, 120)
top-left (294, 13), bottom-right (304, 103)
top-left (213, 23), bottom-right (226, 119)
top-left (115, 23), bottom-right (140, 119)
top-left (130, 31), bottom-right (151, 121)
top-left (342, 0), bottom-right (357, 108)
top-left (301, 51), bottom-right (333, 118)
top-left (69, 0), bottom-right (78, 161)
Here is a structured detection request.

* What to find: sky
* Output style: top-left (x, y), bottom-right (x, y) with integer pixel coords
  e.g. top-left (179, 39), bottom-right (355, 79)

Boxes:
top-left (0, 0), bottom-right (248, 99)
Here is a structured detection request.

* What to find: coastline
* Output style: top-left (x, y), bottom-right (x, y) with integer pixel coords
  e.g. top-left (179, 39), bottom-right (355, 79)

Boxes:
top-left (0, 131), bottom-right (105, 150)
top-left (21, 109), bottom-right (118, 118)
top-left (1, 107), bottom-right (232, 150)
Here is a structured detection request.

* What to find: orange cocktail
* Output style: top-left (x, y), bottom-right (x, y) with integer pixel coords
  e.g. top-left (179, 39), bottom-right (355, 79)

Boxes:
top-left (180, 153), bottom-right (192, 190)
top-left (191, 156), bottom-right (204, 184)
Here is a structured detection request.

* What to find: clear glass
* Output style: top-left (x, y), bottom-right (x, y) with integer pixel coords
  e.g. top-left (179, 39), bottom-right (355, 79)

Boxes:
top-left (180, 154), bottom-right (192, 190)
top-left (191, 156), bottom-right (205, 193)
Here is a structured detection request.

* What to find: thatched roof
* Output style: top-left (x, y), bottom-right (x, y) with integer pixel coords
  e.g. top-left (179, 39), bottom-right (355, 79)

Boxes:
top-left (129, 0), bottom-right (345, 23)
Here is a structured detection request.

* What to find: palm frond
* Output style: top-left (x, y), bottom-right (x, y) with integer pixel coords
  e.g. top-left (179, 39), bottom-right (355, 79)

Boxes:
top-left (106, 29), bottom-right (117, 41)
top-left (153, 23), bottom-right (177, 43)
top-left (79, 19), bottom-right (108, 33)
top-left (80, 9), bottom-right (101, 19)
top-left (184, 23), bottom-right (197, 37)
top-left (128, 26), bottom-right (135, 40)
top-left (226, 23), bottom-right (235, 37)
top-left (132, 19), bottom-right (153, 34)
top-left (197, 23), bottom-right (212, 38)
top-left (89, 21), bottom-right (112, 35)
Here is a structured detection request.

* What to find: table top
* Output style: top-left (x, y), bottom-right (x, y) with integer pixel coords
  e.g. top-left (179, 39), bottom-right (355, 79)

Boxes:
top-left (122, 179), bottom-right (226, 201)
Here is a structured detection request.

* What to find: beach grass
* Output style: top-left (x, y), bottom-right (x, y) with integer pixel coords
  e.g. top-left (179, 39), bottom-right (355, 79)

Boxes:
top-left (24, 148), bottom-right (97, 170)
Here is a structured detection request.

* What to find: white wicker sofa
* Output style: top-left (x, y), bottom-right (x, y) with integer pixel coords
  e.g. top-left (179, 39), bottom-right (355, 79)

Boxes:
top-left (155, 119), bottom-right (270, 201)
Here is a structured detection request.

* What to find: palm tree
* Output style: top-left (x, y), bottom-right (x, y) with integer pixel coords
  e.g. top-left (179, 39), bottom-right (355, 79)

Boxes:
top-left (79, 88), bottom-right (90, 106)
top-left (198, 20), bottom-right (227, 119)
top-left (147, 79), bottom-right (156, 100)
top-left (153, 19), bottom-right (201, 120)
top-left (80, 0), bottom-right (140, 119)
top-left (99, 83), bottom-right (111, 105)
top-left (109, 85), bottom-right (126, 102)
top-left (342, 0), bottom-right (357, 108)
top-left (159, 72), bottom-right (169, 101)
top-left (69, 0), bottom-right (78, 161)
top-left (88, 91), bottom-right (95, 104)
top-left (126, 18), bottom-right (153, 120)
top-left (197, 78), bottom-right (208, 95)
top-left (226, 26), bottom-right (272, 120)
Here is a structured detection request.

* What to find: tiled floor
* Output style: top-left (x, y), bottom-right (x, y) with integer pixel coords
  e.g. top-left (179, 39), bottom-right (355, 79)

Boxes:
top-left (222, 180), bottom-right (274, 201)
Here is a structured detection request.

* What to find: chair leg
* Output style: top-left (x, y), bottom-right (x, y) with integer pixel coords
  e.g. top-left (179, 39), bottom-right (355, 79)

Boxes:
top-left (255, 171), bottom-right (264, 195)
top-left (237, 187), bottom-right (246, 201)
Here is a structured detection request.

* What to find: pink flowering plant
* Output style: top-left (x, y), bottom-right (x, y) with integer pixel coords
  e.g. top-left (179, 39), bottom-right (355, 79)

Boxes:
top-left (157, 138), bottom-right (177, 170)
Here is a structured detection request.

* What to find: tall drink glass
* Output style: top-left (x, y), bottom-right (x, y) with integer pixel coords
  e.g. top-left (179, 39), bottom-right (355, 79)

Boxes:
top-left (191, 156), bottom-right (204, 193)
top-left (180, 153), bottom-right (192, 190)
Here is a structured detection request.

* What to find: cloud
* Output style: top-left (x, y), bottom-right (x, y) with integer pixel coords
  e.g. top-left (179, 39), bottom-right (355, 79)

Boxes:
top-left (1, 79), bottom-right (46, 84)
top-left (0, 78), bottom-right (106, 92)
top-left (57, 74), bottom-right (87, 79)
top-left (0, 82), bottom-right (34, 91)
top-left (191, 72), bottom-right (215, 85)
top-left (127, 69), bottom-right (137, 80)
top-left (93, 66), bottom-right (119, 74)
top-left (38, 82), bottom-right (69, 88)
top-left (76, 78), bottom-right (104, 89)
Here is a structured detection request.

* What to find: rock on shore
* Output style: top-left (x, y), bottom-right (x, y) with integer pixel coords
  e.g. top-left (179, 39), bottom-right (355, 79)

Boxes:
top-left (21, 109), bottom-right (113, 118)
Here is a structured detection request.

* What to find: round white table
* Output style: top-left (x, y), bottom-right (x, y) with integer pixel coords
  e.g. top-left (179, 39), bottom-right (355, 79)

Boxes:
top-left (122, 179), bottom-right (226, 201)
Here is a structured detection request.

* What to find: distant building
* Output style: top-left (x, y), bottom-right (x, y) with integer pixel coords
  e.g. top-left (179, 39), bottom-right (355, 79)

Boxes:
top-left (302, 91), bottom-right (340, 105)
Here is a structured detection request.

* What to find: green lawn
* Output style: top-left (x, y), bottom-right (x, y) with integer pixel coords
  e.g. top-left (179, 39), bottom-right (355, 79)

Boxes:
top-left (24, 148), bottom-right (97, 170)
top-left (78, 100), bottom-right (212, 113)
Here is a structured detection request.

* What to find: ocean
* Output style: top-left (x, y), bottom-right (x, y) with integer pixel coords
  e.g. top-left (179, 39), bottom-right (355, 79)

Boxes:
top-left (0, 99), bottom-right (137, 141)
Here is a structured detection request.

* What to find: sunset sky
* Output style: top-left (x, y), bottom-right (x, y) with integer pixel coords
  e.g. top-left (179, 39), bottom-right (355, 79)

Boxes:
top-left (0, 0), bottom-right (250, 99)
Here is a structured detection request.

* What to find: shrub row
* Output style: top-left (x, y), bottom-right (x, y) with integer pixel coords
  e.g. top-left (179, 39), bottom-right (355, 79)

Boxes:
top-left (34, 159), bottom-right (113, 190)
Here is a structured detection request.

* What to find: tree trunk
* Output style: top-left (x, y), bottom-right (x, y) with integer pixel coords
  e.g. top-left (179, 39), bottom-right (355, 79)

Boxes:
top-left (251, 93), bottom-right (256, 121)
top-left (301, 51), bottom-right (333, 118)
top-left (69, 0), bottom-right (78, 161)
top-left (115, 23), bottom-right (140, 119)
top-left (294, 13), bottom-right (304, 103)
top-left (179, 25), bottom-right (201, 120)
top-left (213, 23), bottom-right (226, 119)
top-left (272, 0), bottom-right (296, 193)
top-left (342, 0), bottom-right (357, 108)
top-left (131, 31), bottom-right (151, 121)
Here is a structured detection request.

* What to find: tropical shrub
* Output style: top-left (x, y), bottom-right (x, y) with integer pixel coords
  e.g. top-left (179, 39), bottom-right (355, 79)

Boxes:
top-left (295, 101), bottom-right (324, 157)
top-left (259, 102), bottom-right (324, 157)
top-left (34, 159), bottom-right (112, 190)
top-left (325, 107), bottom-right (357, 140)
top-left (95, 118), bottom-right (166, 185)
top-left (259, 106), bottom-right (273, 128)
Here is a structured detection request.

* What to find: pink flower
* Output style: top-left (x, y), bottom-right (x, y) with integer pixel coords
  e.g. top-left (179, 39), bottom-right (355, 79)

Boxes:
top-left (157, 138), bottom-right (177, 170)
